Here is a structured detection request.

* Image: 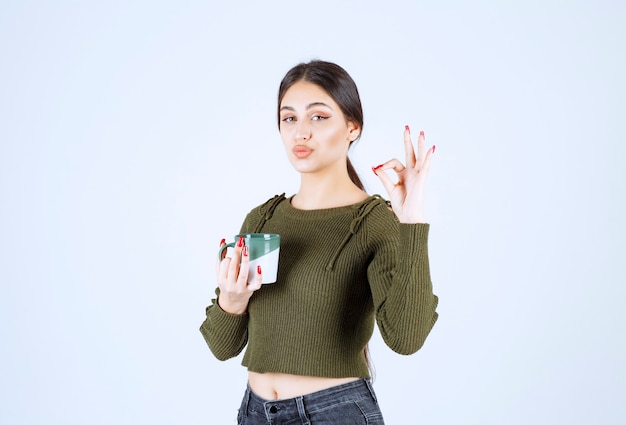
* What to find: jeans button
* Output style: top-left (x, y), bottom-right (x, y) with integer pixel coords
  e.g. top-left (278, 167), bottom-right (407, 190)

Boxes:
top-left (269, 405), bottom-right (278, 413)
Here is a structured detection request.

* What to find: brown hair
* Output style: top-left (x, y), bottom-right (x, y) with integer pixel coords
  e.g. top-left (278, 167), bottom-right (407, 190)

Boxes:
top-left (277, 60), bottom-right (365, 190)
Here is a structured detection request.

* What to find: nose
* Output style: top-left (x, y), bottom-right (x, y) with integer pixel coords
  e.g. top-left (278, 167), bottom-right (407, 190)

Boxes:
top-left (294, 120), bottom-right (311, 141)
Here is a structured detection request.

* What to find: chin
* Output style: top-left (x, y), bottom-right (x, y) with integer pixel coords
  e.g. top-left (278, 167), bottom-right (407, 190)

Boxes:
top-left (287, 158), bottom-right (314, 173)
top-left (291, 165), bottom-right (316, 174)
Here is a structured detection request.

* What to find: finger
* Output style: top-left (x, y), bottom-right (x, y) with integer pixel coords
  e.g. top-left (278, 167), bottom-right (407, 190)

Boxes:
top-left (237, 245), bottom-right (251, 286)
top-left (421, 145), bottom-right (435, 176)
top-left (216, 238), bottom-right (227, 277)
top-left (416, 130), bottom-right (426, 165)
top-left (373, 159), bottom-right (404, 196)
top-left (249, 264), bottom-right (263, 292)
top-left (373, 158), bottom-right (405, 176)
top-left (384, 158), bottom-right (406, 174)
top-left (404, 125), bottom-right (416, 168)
top-left (217, 256), bottom-right (232, 284)
top-left (376, 170), bottom-right (396, 197)
top-left (227, 236), bottom-right (244, 282)
top-left (219, 238), bottom-right (227, 259)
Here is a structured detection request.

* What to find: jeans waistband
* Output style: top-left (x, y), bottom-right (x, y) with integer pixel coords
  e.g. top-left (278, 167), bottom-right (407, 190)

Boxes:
top-left (241, 378), bottom-right (378, 421)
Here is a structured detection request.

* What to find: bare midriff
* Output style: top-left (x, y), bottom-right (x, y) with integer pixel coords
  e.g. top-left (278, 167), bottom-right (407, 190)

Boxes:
top-left (248, 371), bottom-right (360, 400)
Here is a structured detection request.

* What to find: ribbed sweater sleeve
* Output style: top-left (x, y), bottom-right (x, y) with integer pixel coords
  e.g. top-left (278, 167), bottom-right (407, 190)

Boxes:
top-left (366, 214), bottom-right (439, 355)
top-left (198, 210), bottom-right (259, 361)
top-left (199, 291), bottom-right (249, 361)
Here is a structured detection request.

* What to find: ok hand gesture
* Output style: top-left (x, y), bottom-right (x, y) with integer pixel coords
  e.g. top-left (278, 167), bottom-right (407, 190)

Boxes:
top-left (372, 126), bottom-right (435, 224)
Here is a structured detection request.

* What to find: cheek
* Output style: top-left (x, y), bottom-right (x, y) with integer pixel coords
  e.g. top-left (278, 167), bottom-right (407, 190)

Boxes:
top-left (326, 126), bottom-right (350, 147)
top-left (279, 127), bottom-right (290, 143)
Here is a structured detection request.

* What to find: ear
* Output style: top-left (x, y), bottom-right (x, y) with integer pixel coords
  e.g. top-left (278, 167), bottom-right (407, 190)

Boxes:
top-left (347, 121), bottom-right (361, 142)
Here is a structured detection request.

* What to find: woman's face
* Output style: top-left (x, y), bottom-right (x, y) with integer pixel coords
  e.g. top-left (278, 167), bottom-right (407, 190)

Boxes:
top-left (279, 81), bottom-right (360, 176)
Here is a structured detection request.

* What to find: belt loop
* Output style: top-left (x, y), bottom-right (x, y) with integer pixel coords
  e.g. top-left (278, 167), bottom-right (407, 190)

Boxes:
top-left (243, 385), bottom-right (251, 417)
top-left (364, 378), bottom-right (378, 403)
top-left (295, 396), bottom-right (311, 424)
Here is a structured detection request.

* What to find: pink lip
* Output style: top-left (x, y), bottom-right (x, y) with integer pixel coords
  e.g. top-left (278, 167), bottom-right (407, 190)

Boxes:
top-left (293, 145), bottom-right (312, 158)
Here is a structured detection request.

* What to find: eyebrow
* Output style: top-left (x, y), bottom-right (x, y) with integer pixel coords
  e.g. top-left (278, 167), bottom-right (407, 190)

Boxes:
top-left (279, 102), bottom-right (334, 112)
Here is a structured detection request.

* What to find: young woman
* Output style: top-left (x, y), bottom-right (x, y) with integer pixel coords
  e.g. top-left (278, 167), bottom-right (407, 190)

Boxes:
top-left (200, 60), bottom-right (439, 424)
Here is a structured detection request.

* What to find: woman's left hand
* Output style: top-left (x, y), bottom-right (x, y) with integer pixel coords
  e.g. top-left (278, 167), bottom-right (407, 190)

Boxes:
top-left (372, 126), bottom-right (435, 224)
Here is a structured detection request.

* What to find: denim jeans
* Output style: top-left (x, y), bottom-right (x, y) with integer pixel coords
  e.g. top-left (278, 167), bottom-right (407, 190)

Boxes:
top-left (237, 378), bottom-right (385, 424)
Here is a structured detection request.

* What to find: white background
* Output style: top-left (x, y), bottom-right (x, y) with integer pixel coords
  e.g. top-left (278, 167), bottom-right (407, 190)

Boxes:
top-left (1, 1), bottom-right (625, 424)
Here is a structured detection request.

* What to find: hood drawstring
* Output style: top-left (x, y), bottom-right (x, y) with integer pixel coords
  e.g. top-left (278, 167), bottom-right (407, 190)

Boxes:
top-left (252, 193), bottom-right (286, 233)
top-left (251, 193), bottom-right (390, 271)
top-left (326, 195), bottom-right (389, 271)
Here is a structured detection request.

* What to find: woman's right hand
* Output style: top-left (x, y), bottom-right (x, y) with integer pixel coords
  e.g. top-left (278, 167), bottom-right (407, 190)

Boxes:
top-left (215, 237), bottom-right (263, 314)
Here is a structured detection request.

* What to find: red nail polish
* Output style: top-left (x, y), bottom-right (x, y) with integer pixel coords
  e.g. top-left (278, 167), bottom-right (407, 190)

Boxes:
top-left (237, 236), bottom-right (244, 248)
top-left (243, 246), bottom-right (248, 256)
top-left (219, 238), bottom-right (226, 246)
top-left (405, 125), bottom-right (410, 133)
top-left (419, 130), bottom-right (425, 137)
top-left (257, 265), bottom-right (262, 274)
top-left (371, 164), bottom-right (383, 175)
top-left (432, 145), bottom-right (436, 153)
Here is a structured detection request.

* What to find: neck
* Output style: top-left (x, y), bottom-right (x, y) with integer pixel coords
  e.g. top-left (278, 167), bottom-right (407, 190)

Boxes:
top-left (292, 169), bottom-right (367, 210)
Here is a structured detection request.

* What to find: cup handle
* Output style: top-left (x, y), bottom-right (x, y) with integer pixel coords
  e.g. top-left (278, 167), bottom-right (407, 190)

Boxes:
top-left (218, 242), bottom-right (236, 261)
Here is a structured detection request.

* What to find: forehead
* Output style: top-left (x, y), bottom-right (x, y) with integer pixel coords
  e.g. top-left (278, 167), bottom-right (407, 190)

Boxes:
top-left (280, 81), bottom-right (336, 108)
